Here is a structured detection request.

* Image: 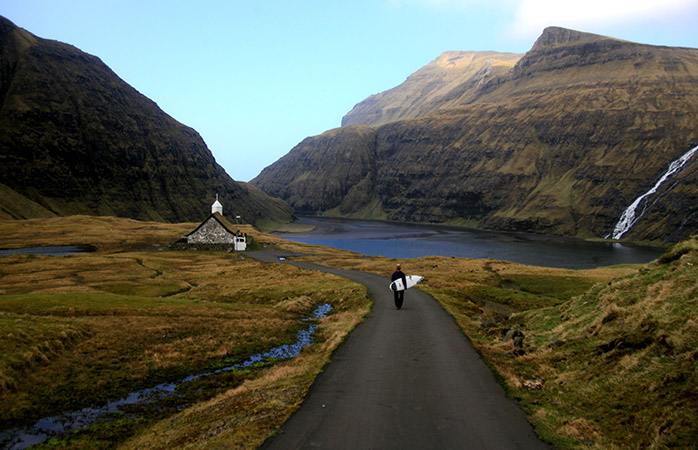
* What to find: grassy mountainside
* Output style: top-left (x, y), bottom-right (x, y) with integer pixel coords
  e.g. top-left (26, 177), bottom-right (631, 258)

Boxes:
top-left (0, 16), bottom-right (293, 226)
top-left (517, 237), bottom-right (697, 447)
top-left (253, 27), bottom-right (698, 243)
top-left (341, 50), bottom-right (522, 127)
top-left (467, 236), bottom-right (698, 448)
top-left (252, 125), bottom-right (379, 217)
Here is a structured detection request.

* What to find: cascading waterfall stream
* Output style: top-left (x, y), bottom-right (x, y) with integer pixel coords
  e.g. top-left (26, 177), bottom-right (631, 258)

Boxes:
top-left (608, 144), bottom-right (698, 240)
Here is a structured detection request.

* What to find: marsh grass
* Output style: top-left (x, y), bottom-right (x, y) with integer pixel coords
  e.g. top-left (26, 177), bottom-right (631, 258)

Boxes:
top-left (0, 217), bottom-right (370, 448)
top-left (0, 216), bottom-right (194, 252)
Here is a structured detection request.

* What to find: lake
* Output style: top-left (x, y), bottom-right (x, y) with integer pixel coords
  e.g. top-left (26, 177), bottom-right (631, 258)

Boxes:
top-left (275, 217), bottom-right (665, 270)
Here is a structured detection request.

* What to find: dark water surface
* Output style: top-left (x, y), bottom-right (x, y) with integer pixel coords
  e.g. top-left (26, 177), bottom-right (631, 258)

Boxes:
top-left (275, 217), bottom-right (664, 269)
top-left (0, 246), bottom-right (90, 257)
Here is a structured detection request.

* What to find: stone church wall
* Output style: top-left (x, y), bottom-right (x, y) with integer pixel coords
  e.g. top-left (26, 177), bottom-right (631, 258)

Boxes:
top-left (186, 218), bottom-right (235, 244)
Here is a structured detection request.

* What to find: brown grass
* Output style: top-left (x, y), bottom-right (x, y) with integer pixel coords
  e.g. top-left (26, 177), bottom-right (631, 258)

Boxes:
top-left (122, 287), bottom-right (370, 449)
top-left (468, 237), bottom-right (698, 449)
top-left (0, 216), bottom-right (370, 448)
top-left (2, 215), bottom-right (692, 449)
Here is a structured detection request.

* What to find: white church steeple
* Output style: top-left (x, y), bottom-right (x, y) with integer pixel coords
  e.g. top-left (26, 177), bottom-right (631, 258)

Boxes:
top-left (211, 194), bottom-right (223, 215)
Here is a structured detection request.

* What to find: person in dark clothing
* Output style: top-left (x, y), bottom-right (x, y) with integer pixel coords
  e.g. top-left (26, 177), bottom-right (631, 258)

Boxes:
top-left (391, 264), bottom-right (407, 310)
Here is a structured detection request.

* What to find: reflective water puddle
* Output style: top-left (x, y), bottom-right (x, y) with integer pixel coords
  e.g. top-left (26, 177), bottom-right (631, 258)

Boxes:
top-left (0, 246), bottom-right (91, 257)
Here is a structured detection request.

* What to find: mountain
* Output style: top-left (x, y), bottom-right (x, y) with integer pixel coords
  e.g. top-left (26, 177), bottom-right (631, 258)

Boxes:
top-left (252, 27), bottom-right (698, 243)
top-left (0, 16), bottom-right (293, 226)
top-left (341, 50), bottom-right (522, 127)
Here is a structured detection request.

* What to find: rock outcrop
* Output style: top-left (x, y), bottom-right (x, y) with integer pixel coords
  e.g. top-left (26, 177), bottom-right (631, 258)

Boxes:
top-left (0, 16), bottom-right (293, 226)
top-left (253, 27), bottom-right (698, 242)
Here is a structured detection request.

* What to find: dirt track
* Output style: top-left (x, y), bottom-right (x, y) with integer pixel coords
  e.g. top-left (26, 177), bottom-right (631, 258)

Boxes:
top-left (249, 251), bottom-right (549, 449)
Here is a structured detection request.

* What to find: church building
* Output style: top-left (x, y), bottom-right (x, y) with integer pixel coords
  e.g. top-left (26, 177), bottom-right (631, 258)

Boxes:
top-left (184, 195), bottom-right (247, 251)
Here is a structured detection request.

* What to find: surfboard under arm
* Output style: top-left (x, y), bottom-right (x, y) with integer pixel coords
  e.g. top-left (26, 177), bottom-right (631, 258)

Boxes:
top-left (389, 275), bottom-right (424, 291)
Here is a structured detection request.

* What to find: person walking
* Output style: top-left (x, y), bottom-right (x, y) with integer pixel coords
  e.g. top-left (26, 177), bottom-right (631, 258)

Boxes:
top-left (391, 264), bottom-right (407, 310)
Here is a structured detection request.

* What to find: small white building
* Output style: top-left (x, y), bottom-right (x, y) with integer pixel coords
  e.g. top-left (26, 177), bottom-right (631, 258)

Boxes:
top-left (184, 196), bottom-right (247, 251)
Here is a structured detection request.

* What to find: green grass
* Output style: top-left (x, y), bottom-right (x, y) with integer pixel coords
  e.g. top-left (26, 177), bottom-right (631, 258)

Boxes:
top-left (499, 273), bottom-right (595, 302)
top-left (483, 237), bottom-right (698, 449)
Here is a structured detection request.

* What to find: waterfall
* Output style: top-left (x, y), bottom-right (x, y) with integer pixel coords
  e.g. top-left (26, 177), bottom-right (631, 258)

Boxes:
top-left (608, 144), bottom-right (698, 240)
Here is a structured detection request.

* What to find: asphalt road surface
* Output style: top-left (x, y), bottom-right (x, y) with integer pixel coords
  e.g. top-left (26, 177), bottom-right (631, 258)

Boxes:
top-left (249, 251), bottom-right (549, 449)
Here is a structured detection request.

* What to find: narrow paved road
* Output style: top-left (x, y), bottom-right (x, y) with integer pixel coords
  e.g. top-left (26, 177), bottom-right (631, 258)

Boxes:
top-left (249, 251), bottom-right (549, 449)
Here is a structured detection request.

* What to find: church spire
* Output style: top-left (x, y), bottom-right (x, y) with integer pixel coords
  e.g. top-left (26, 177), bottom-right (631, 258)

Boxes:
top-left (211, 194), bottom-right (223, 215)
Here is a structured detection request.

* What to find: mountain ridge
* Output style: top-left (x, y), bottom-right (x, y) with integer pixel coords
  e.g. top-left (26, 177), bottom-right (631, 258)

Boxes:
top-left (0, 16), bottom-right (293, 226)
top-left (529, 26), bottom-right (617, 50)
top-left (253, 27), bottom-right (698, 242)
top-left (341, 50), bottom-right (522, 127)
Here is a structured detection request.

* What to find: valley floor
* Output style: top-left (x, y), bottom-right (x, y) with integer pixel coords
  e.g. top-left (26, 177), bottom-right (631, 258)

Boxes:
top-left (0, 216), bottom-right (695, 449)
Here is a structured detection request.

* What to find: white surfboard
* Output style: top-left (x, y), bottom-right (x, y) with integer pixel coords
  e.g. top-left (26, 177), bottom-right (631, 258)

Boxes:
top-left (389, 275), bottom-right (424, 291)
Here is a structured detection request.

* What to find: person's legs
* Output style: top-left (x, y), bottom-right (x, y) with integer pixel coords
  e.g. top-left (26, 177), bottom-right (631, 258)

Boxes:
top-left (394, 290), bottom-right (404, 309)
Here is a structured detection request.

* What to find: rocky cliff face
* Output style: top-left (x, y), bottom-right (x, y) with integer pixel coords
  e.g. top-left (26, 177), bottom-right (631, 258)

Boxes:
top-left (253, 27), bottom-right (698, 242)
top-left (0, 16), bottom-right (293, 226)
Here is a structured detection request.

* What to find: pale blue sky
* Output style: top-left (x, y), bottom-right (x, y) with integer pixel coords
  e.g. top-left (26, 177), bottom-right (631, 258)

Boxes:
top-left (2, 0), bottom-right (697, 181)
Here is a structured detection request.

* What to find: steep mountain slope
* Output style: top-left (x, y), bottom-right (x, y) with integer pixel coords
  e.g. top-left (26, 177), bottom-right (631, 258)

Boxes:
top-left (253, 27), bottom-right (698, 242)
top-left (342, 51), bottom-right (522, 127)
top-left (0, 16), bottom-right (293, 225)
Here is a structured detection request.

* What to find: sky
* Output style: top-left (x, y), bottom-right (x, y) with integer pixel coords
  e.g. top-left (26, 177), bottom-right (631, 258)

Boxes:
top-left (1, 1), bottom-right (697, 181)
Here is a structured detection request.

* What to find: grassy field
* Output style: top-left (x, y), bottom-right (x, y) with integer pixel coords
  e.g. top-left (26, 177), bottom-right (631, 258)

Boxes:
top-left (0, 216), bottom-right (695, 449)
top-left (0, 216), bottom-right (371, 449)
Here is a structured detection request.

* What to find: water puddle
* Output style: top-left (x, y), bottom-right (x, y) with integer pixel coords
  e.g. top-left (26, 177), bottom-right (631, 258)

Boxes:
top-left (0, 246), bottom-right (92, 257)
top-left (0, 304), bottom-right (332, 450)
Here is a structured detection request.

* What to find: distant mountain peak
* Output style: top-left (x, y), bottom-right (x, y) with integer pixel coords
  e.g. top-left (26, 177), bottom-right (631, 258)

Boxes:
top-left (531, 26), bottom-right (615, 50)
top-left (431, 51), bottom-right (490, 70)
top-left (341, 50), bottom-right (521, 127)
top-left (255, 27), bottom-right (698, 243)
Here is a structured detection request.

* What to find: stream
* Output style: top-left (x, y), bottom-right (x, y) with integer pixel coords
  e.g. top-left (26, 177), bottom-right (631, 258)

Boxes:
top-left (0, 304), bottom-right (332, 450)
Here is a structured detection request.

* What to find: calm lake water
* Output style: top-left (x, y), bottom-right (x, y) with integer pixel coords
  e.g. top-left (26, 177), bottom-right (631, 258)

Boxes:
top-left (275, 217), bottom-right (665, 270)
